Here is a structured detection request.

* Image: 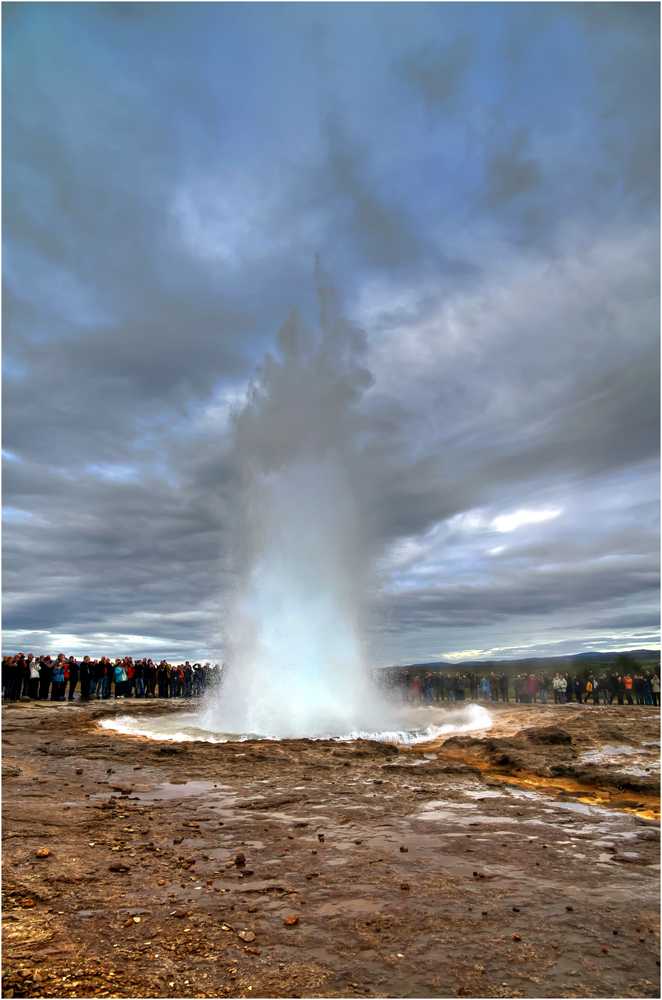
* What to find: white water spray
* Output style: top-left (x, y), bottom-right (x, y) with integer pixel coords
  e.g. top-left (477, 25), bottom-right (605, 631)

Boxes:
top-left (203, 261), bottom-right (387, 737)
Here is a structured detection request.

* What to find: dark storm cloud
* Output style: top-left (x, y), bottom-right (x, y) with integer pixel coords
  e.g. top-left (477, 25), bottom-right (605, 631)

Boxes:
top-left (2, 3), bottom-right (659, 660)
top-left (399, 36), bottom-right (473, 111)
top-left (382, 554), bottom-right (659, 631)
top-left (483, 127), bottom-right (541, 209)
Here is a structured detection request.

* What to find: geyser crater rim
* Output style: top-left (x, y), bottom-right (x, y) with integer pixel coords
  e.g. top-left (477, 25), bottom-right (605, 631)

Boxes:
top-left (97, 702), bottom-right (493, 747)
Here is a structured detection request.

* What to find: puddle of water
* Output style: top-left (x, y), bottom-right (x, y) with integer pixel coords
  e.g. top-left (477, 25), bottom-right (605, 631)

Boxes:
top-left (91, 780), bottom-right (221, 803)
top-left (463, 790), bottom-right (503, 799)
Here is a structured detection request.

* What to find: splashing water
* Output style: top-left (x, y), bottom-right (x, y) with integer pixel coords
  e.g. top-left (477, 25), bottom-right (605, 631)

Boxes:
top-left (100, 703), bottom-right (493, 745)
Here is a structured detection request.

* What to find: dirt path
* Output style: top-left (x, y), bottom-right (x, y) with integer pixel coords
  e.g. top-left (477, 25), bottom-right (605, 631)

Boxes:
top-left (2, 699), bottom-right (660, 999)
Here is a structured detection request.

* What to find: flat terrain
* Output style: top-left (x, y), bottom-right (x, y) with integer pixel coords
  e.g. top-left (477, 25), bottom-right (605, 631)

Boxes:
top-left (2, 699), bottom-right (660, 999)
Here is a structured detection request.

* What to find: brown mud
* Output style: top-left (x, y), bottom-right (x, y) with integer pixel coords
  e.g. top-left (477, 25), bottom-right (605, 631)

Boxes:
top-left (2, 699), bottom-right (660, 999)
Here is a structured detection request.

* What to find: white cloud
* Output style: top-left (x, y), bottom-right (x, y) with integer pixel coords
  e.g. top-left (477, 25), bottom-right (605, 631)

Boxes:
top-left (492, 508), bottom-right (562, 533)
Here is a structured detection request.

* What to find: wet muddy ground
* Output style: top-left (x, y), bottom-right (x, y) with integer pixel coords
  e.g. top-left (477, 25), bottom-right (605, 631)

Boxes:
top-left (2, 700), bottom-right (660, 999)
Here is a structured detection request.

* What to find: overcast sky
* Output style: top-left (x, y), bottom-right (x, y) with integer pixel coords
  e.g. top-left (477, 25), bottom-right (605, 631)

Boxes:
top-left (3, 2), bottom-right (659, 664)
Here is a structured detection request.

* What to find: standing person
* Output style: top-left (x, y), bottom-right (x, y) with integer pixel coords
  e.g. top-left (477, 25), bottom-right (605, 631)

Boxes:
top-left (609, 672), bottom-right (619, 705)
top-left (500, 672), bottom-right (509, 702)
top-left (651, 673), bottom-right (660, 707)
top-left (574, 676), bottom-right (583, 704)
top-left (114, 660), bottom-right (124, 698)
top-left (134, 658), bottom-right (144, 698)
top-left (93, 658), bottom-right (104, 698)
top-left (617, 675), bottom-right (625, 705)
top-left (14, 654), bottom-right (28, 700)
top-left (28, 657), bottom-right (40, 700)
top-left (624, 673), bottom-right (634, 705)
top-left (80, 656), bottom-right (91, 701)
top-left (528, 673), bottom-right (538, 704)
top-left (591, 675), bottom-right (600, 706)
top-left (583, 676), bottom-right (593, 704)
top-left (446, 674), bottom-right (454, 701)
top-left (125, 658), bottom-right (135, 697)
top-left (102, 657), bottom-right (112, 699)
top-left (537, 672), bottom-right (547, 705)
top-left (600, 673), bottom-right (609, 705)
top-left (51, 656), bottom-right (66, 701)
top-left (37, 656), bottom-right (52, 701)
top-left (489, 671), bottom-right (499, 702)
top-left (67, 656), bottom-right (79, 701)
top-left (643, 671), bottom-right (653, 706)
top-left (564, 673), bottom-right (572, 704)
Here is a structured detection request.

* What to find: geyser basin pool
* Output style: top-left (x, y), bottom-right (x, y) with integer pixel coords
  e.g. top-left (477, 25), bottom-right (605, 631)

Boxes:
top-left (99, 701), bottom-right (492, 746)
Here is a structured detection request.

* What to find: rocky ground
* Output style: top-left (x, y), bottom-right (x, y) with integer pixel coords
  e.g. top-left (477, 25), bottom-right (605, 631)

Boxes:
top-left (2, 698), bottom-right (660, 999)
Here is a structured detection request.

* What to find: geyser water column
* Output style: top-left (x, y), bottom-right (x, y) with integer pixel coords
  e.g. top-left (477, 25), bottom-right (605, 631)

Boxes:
top-left (204, 261), bottom-right (384, 738)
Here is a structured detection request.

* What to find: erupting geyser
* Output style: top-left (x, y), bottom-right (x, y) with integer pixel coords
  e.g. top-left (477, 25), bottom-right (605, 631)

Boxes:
top-left (203, 260), bottom-right (385, 738)
top-left (102, 262), bottom-right (493, 744)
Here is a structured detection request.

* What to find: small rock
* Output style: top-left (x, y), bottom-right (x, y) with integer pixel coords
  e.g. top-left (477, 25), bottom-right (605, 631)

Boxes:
top-left (245, 946), bottom-right (262, 955)
top-left (284, 915), bottom-right (299, 927)
top-left (355, 839), bottom-right (362, 845)
top-left (36, 848), bottom-right (51, 858)
top-left (399, 845), bottom-right (408, 853)
top-left (75, 769), bottom-right (83, 775)
top-left (20, 899), bottom-right (35, 909)
top-left (400, 883), bottom-right (410, 890)
top-left (238, 931), bottom-right (255, 942)
top-left (603, 947), bottom-right (609, 954)
top-left (512, 907), bottom-right (520, 912)
top-left (235, 853), bottom-right (246, 865)
top-left (482, 911), bottom-right (488, 916)
top-left (123, 918), bottom-right (133, 927)
top-left (513, 934), bottom-right (521, 941)
top-left (170, 909), bottom-right (190, 918)
top-left (566, 906), bottom-right (573, 912)
top-left (312, 849), bottom-right (317, 854)
top-left (318, 834), bottom-right (325, 842)
top-left (247, 905), bottom-right (258, 913)
top-left (140, 828), bottom-right (150, 835)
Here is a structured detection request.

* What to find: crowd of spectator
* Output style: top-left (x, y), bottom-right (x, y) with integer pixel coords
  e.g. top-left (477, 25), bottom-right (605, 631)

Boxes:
top-left (1, 653), bottom-right (224, 703)
top-left (380, 667), bottom-right (660, 707)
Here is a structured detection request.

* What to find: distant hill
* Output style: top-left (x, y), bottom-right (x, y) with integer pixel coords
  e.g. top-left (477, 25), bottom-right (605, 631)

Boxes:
top-left (386, 649), bottom-right (660, 672)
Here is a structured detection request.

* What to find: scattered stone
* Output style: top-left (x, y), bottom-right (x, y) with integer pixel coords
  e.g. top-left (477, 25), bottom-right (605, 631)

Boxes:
top-left (513, 934), bottom-right (521, 941)
top-left (170, 909), bottom-right (191, 918)
top-left (20, 899), bottom-right (35, 909)
top-left (400, 883), bottom-right (410, 891)
top-left (399, 845), bottom-right (408, 853)
top-left (36, 849), bottom-right (51, 858)
top-left (318, 833), bottom-right (325, 842)
top-left (235, 853), bottom-right (246, 865)
top-left (284, 915), bottom-right (299, 927)
top-left (75, 769), bottom-right (83, 775)
top-left (238, 931), bottom-right (255, 942)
